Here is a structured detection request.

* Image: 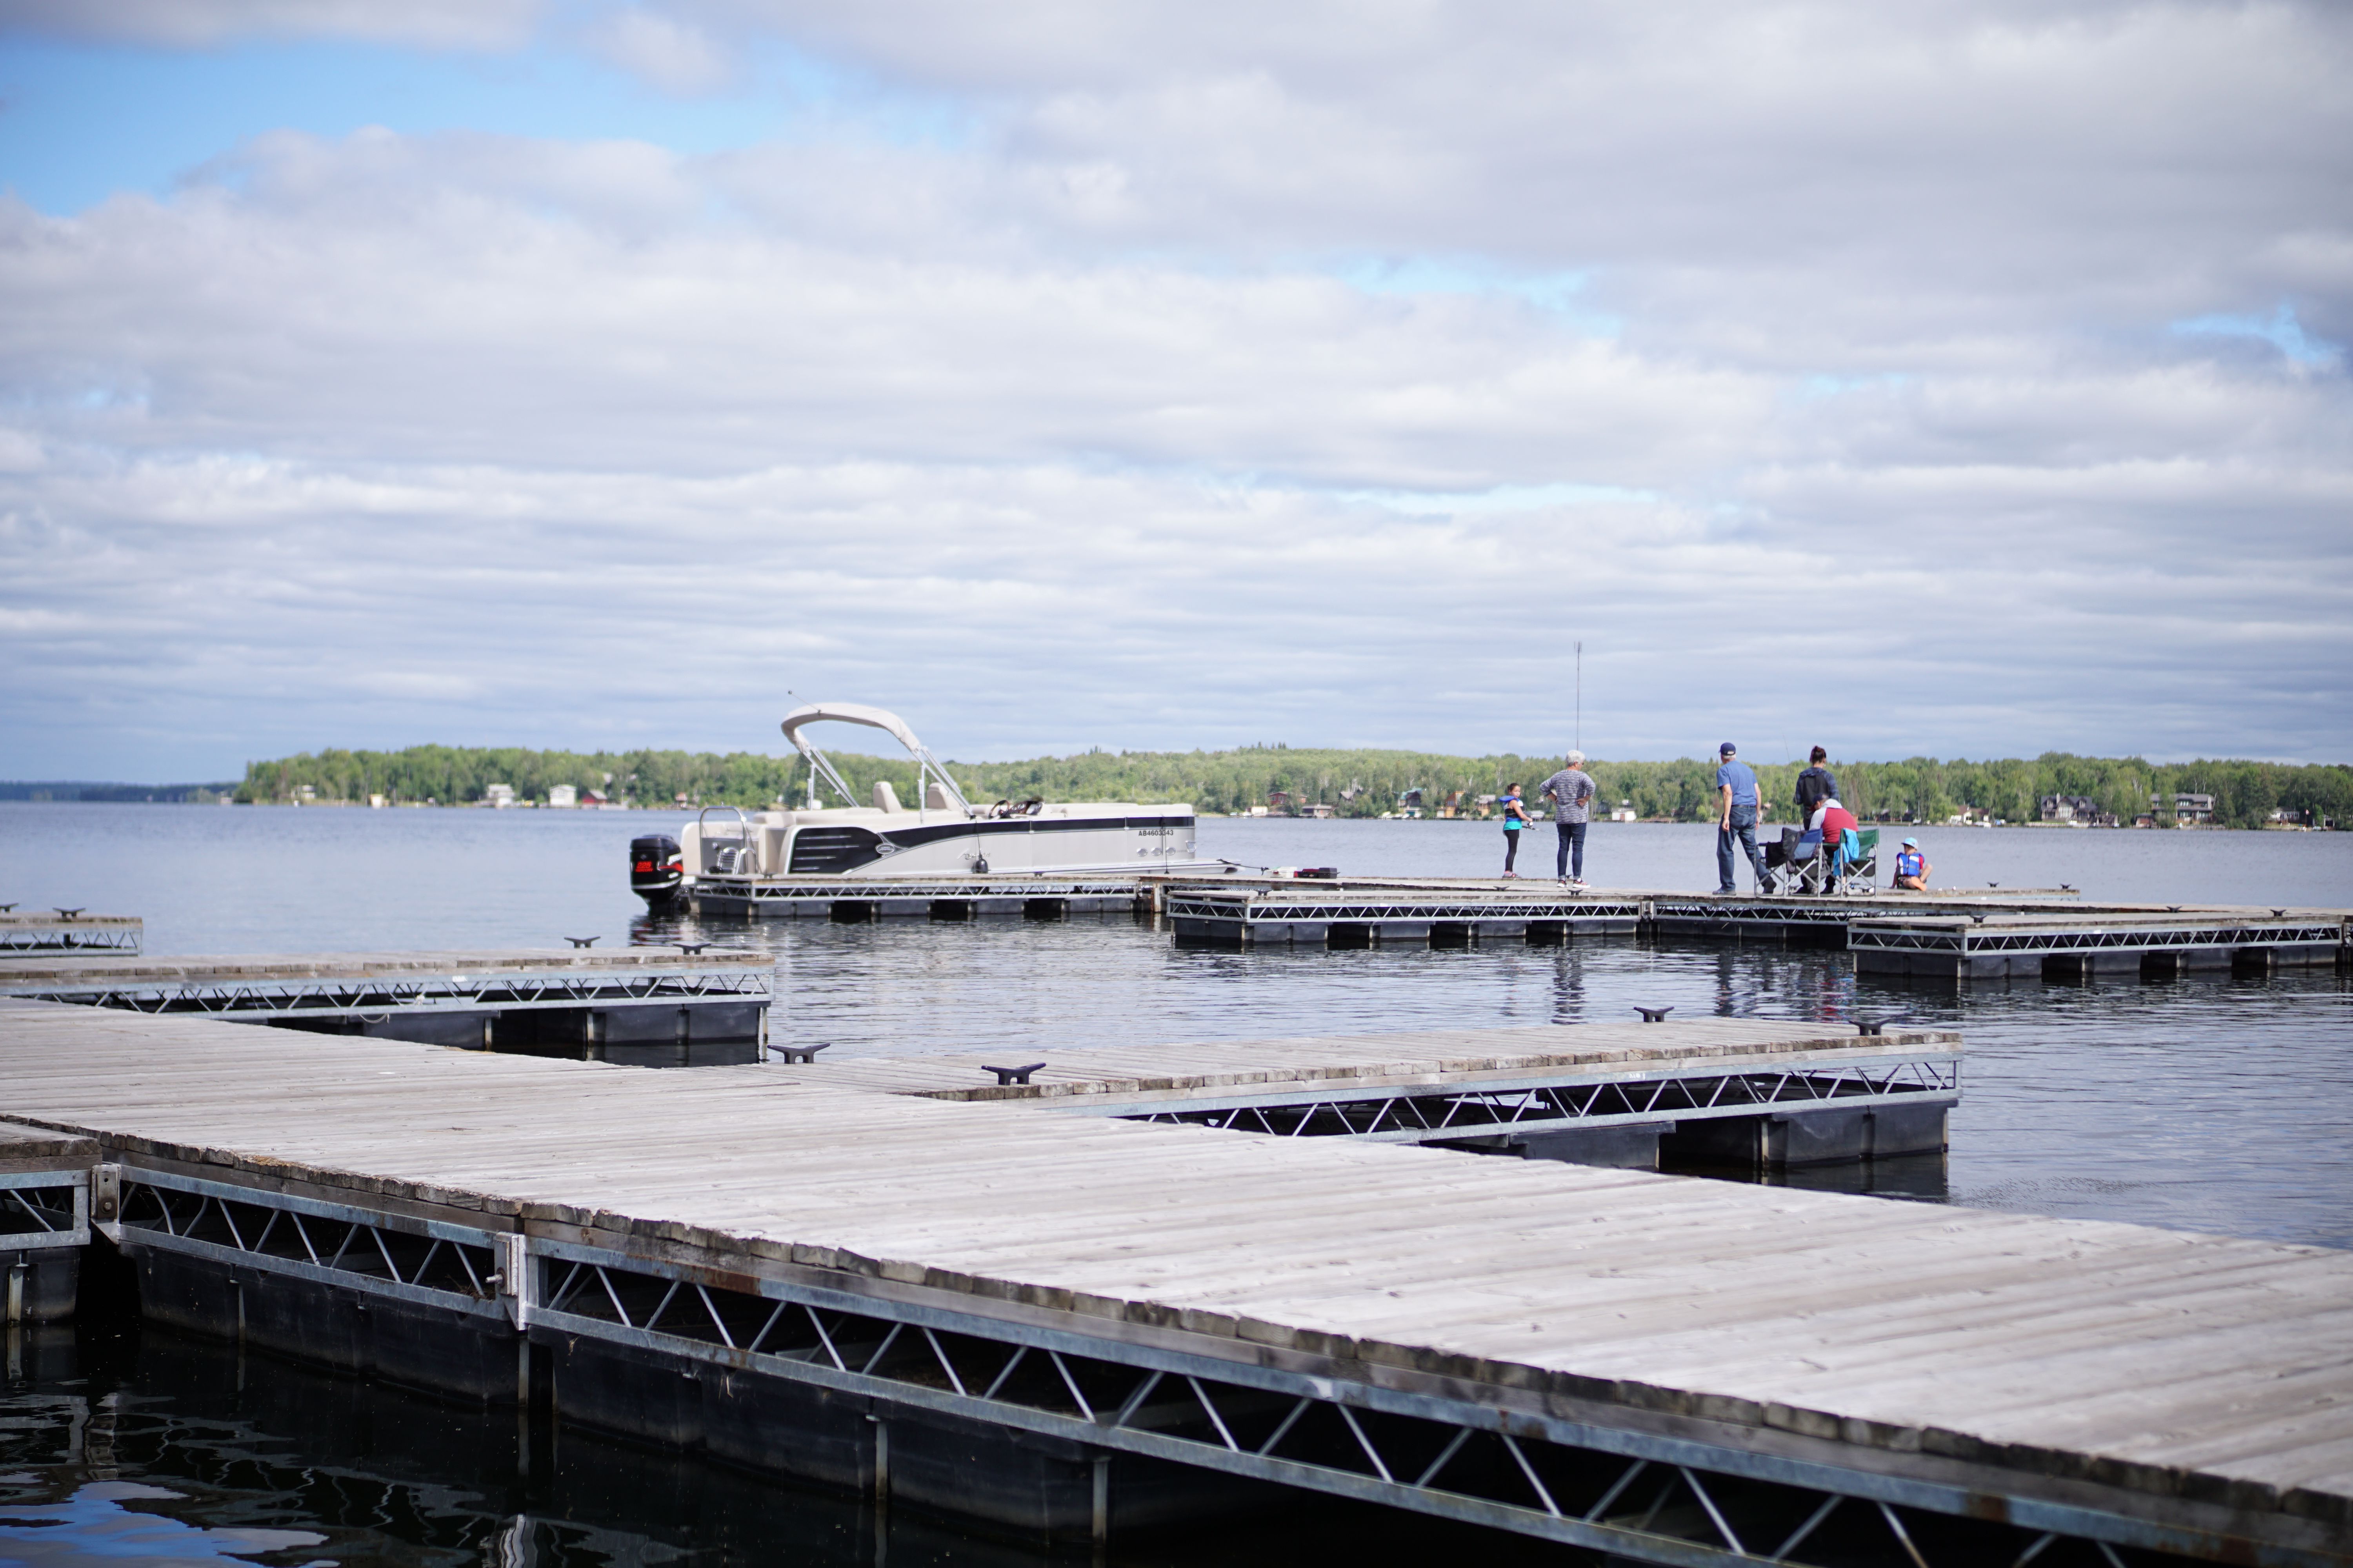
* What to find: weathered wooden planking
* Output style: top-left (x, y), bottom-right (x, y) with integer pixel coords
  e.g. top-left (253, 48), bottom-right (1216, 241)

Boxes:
top-left (1, 1001), bottom-right (2348, 1532)
top-left (784, 1017), bottom-right (1957, 1102)
top-left (0, 948), bottom-right (772, 985)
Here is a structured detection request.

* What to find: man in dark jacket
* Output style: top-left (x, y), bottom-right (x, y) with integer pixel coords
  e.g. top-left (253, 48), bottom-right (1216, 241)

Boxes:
top-left (1795, 747), bottom-right (1839, 820)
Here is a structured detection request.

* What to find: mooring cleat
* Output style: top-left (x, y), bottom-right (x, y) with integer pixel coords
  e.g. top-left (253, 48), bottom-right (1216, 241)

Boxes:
top-left (55, 907), bottom-right (83, 919)
top-left (566, 936), bottom-right (600, 948)
top-left (677, 941), bottom-right (709, 955)
top-left (982, 1062), bottom-right (1047, 1085)
top-left (1633, 1006), bottom-right (1674, 1023)
top-left (773, 1043), bottom-right (832, 1064)
top-left (1855, 1014), bottom-right (1914, 1037)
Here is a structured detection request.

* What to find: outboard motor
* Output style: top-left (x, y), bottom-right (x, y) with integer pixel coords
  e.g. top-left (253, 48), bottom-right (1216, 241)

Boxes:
top-left (630, 834), bottom-right (684, 907)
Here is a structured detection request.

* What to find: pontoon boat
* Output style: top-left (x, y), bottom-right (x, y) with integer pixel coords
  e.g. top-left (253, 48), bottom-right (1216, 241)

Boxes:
top-left (631, 703), bottom-right (1204, 906)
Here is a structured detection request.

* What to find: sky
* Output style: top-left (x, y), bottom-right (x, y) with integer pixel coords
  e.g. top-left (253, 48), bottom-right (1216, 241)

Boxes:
top-left (0, 0), bottom-right (2348, 780)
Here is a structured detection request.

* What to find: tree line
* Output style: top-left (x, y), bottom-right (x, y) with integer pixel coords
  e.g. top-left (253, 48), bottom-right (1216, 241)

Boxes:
top-left (233, 743), bottom-right (2351, 829)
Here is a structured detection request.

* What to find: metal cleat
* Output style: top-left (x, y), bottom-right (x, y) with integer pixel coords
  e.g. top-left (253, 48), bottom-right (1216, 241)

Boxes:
top-left (982, 1062), bottom-right (1047, 1085)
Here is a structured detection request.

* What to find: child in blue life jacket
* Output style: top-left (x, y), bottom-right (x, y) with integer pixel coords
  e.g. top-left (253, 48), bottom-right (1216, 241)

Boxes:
top-left (1499, 784), bottom-right (1533, 878)
top-left (1894, 837), bottom-right (1931, 890)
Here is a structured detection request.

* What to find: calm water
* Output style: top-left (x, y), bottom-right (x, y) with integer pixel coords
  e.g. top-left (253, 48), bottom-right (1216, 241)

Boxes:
top-left (3, 804), bottom-right (2350, 1565)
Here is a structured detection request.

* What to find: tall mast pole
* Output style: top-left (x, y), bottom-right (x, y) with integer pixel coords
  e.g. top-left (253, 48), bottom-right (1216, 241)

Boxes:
top-left (1575, 641), bottom-right (1582, 753)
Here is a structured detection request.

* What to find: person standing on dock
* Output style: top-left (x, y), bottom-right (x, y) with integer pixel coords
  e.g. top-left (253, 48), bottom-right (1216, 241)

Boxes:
top-left (1715, 742), bottom-right (1770, 894)
top-left (1499, 783), bottom-right (1533, 877)
top-left (1795, 747), bottom-right (1839, 820)
top-left (1539, 752), bottom-right (1597, 887)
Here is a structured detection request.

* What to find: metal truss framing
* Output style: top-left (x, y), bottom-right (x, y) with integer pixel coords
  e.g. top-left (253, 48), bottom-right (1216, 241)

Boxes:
top-left (1649, 898), bottom-right (1860, 931)
top-left (86, 1164), bottom-right (2319, 1565)
top-left (108, 1167), bottom-right (506, 1323)
top-left (0, 1168), bottom-right (89, 1252)
top-left (692, 874), bottom-right (1149, 913)
top-left (1165, 889), bottom-right (1645, 932)
top-left (0, 919), bottom-right (143, 956)
top-left (1109, 1057), bottom-right (1962, 1144)
top-left (0, 964), bottom-right (770, 1021)
top-left (524, 1234), bottom-right (2263, 1568)
top-left (1847, 918), bottom-right (2349, 958)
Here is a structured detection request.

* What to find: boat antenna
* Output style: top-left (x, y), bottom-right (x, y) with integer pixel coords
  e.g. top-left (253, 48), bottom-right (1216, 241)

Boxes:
top-left (1574, 641), bottom-right (1582, 754)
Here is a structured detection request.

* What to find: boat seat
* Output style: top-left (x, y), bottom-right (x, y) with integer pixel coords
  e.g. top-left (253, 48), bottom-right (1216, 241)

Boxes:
top-left (873, 781), bottom-right (906, 813)
top-left (925, 782), bottom-right (953, 811)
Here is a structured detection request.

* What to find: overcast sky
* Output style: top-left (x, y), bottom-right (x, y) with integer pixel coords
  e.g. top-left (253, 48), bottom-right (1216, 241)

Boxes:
top-left (2, 0), bottom-right (2347, 779)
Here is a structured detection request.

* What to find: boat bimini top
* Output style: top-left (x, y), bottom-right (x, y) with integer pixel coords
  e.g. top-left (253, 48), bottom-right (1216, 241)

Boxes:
top-left (781, 703), bottom-right (974, 818)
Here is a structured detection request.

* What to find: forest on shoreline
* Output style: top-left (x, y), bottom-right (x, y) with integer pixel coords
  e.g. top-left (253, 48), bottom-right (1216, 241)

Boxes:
top-left (227, 744), bottom-right (2351, 830)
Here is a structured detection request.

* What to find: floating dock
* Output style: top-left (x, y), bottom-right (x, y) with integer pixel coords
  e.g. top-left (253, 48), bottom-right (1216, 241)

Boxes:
top-left (1153, 879), bottom-right (2353, 981)
top-left (0, 949), bottom-right (773, 1056)
top-left (690, 871), bottom-right (1151, 920)
top-left (2, 1001), bottom-right (2346, 1566)
top-left (772, 1018), bottom-right (1961, 1171)
top-left (1848, 907), bottom-right (2351, 979)
top-left (0, 910), bottom-right (142, 956)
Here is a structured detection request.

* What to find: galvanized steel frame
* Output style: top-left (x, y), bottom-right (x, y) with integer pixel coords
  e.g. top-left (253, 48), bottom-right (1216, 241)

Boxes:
top-left (0, 1168), bottom-right (89, 1251)
top-left (1847, 919), bottom-right (2347, 958)
top-left (76, 1165), bottom-right (2320, 1564)
top-left (1164, 890), bottom-right (1646, 927)
top-left (1109, 1056), bottom-right (1962, 1144)
top-left (519, 1234), bottom-right (2275, 1568)
top-left (107, 1166), bottom-right (507, 1322)
top-left (0, 964), bottom-right (771, 1020)
top-left (0, 923), bottom-right (143, 956)
top-left (694, 874), bottom-right (1151, 907)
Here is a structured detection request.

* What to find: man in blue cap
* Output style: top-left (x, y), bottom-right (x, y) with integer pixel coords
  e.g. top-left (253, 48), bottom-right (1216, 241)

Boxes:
top-left (1714, 741), bottom-right (1769, 894)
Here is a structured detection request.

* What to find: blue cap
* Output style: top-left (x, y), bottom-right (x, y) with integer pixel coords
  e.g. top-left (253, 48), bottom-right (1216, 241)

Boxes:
top-left (1718, 741), bottom-right (1737, 756)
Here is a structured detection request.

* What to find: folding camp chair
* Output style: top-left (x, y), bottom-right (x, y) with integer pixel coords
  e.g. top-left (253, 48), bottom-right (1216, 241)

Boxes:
top-left (1828, 827), bottom-right (1879, 894)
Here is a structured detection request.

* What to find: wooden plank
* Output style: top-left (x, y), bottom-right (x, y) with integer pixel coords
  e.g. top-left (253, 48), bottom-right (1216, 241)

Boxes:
top-left (3, 1000), bottom-right (2349, 1532)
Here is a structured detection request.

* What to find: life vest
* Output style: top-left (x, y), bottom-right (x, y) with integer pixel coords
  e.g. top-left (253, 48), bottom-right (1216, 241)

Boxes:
top-left (1895, 850), bottom-right (1924, 878)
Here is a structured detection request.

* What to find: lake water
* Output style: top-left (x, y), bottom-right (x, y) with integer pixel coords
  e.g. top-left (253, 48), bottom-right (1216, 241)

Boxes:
top-left (3, 804), bottom-right (2349, 1565)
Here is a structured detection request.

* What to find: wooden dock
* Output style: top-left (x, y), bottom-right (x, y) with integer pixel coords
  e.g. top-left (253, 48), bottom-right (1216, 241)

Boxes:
top-left (690, 870), bottom-right (1151, 920)
top-left (0, 948), bottom-right (773, 1053)
top-left (1, 1000), bottom-right (2346, 1565)
top-left (770, 1019), bottom-right (1962, 1169)
top-left (1154, 879), bottom-right (2353, 980)
top-left (1847, 907), bottom-right (2351, 979)
top-left (0, 910), bottom-right (142, 956)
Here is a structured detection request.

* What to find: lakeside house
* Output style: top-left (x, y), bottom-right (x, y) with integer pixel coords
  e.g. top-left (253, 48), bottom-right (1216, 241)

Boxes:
top-left (2037, 794), bottom-right (2118, 827)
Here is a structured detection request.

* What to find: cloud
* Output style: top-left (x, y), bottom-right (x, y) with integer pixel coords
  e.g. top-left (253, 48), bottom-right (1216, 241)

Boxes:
top-left (0, 0), bottom-right (543, 50)
top-left (2173, 304), bottom-right (2344, 368)
top-left (2, 2), bottom-right (2350, 777)
top-left (585, 8), bottom-right (736, 96)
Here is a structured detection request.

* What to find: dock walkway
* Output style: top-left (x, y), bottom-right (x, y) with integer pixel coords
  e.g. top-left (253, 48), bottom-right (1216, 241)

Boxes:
top-left (772, 1020), bottom-right (1962, 1165)
top-left (1, 1001), bottom-right (2346, 1565)
top-left (0, 948), bottom-right (773, 1052)
top-left (0, 910), bottom-right (142, 956)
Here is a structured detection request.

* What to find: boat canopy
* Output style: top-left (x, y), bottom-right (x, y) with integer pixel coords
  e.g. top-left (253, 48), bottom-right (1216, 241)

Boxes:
top-left (780, 703), bottom-right (973, 816)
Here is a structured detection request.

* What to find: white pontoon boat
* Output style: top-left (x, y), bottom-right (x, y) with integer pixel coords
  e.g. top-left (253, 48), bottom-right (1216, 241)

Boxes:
top-left (638, 704), bottom-right (1203, 904)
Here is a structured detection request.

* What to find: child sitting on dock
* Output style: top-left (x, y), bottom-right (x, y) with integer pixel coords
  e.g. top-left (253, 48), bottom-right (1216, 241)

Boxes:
top-left (1893, 838), bottom-right (1931, 890)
